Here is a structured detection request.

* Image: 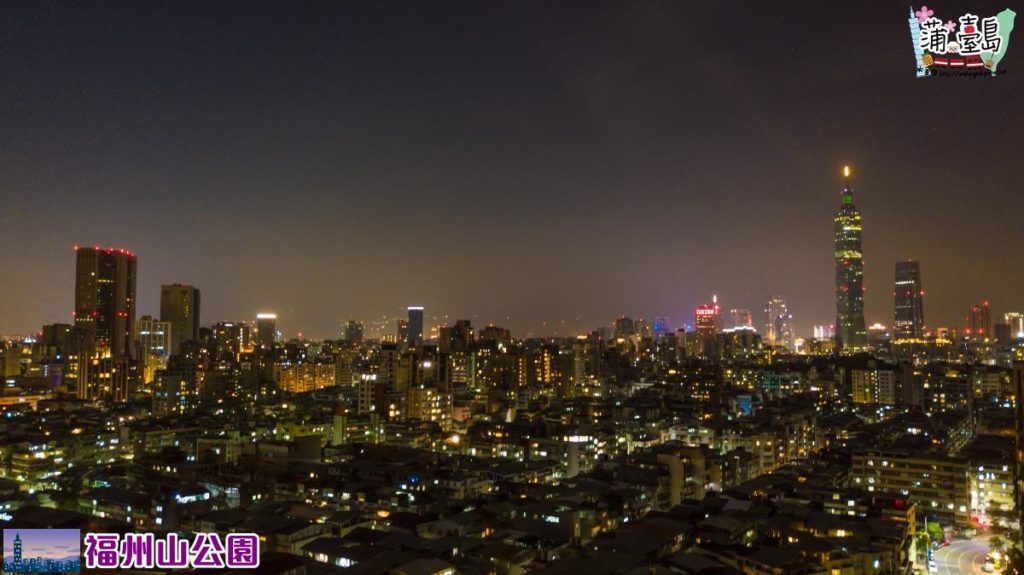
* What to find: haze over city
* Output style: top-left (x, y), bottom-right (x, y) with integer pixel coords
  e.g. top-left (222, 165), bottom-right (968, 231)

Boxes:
top-left (2, 1), bottom-right (1022, 339)
top-left (2, 3), bottom-right (1024, 575)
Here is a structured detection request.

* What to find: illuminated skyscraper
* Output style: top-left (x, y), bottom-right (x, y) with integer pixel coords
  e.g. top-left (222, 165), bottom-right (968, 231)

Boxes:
top-left (764, 295), bottom-right (794, 350)
top-left (160, 283), bottom-right (200, 354)
top-left (893, 260), bottom-right (924, 339)
top-left (695, 298), bottom-right (720, 334)
top-left (256, 313), bottom-right (277, 349)
top-left (1005, 312), bottom-right (1024, 340)
top-left (833, 167), bottom-right (867, 352)
top-left (134, 313), bottom-right (172, 362)
top-left (966, 302), bottom-right (991, 341)
top-left (74, 246), bottom-right (137, 357)
top-left (407, 306), bottom-right (424, 346)
top-left (695, 296), bottom-right (721, 358)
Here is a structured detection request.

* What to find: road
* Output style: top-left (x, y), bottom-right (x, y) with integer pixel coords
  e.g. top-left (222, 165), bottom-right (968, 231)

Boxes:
top-left (932, 538), bottom-right (990, 575)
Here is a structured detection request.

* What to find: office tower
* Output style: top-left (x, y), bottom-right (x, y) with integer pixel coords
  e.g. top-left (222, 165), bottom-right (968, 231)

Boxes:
top-left (833, 166), bottom-right (868, 352)
top-left (160, 284), bottom-right (200, 353)
top-left (729, 309), bottom-right (753, 329)
top-left (764, 296), bottom-right (794, 349)
top-left (1005, 312), bottom-right (1024, 340)
top-left (256, 313), bottom-right (277, 349)
top-left (344, 320), bottom-right (364, 344)
top-left (966, 302), bottom-right (991, 341)
top-left (893, 260), bottom-right (924, 339)
top-left (695, 298), bottom-right (720, 333)
top-left (407, 306), bottom-right (424, 346)
top-left (135, 315), bottom-right (172, 382)
top-left (695, 296), bottom-right (721, 358)
top-left (135, 315), bottom-right (172, 355)
top-left (74, 246), bottom-right (137, 356)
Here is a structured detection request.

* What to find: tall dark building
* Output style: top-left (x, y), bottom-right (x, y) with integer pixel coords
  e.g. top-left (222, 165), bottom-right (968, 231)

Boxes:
top-left (160, 284), bottom-right (200, 354)
top-left (344, 320), bottom-right (364, 344)
top-left (74, 246), bottom-right (137, 357)
top-left (256, 313), bottom-right (277, 349)
top-left (833, 167), bottom-right (867, 352)
top-left (893, 260), bottom-right (924, 339)
top-left (966, 302), bottom-right (991, 341)
top-left (439, 320), bottom-right (474, 353)
top-left (407, 306), bottom-right (424, 347)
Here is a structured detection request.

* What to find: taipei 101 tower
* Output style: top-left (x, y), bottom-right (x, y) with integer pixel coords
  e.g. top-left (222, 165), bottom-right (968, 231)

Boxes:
top-left (833, 166), bottom-right (868, 352)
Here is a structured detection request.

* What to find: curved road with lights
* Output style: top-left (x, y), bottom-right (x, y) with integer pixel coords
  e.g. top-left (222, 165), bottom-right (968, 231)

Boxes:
top-left (932, 538), bottom-right (990, 575)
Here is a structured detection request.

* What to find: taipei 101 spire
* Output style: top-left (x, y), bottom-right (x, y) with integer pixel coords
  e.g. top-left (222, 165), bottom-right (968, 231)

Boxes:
top-left (834, 166), bottom-right (868, 352)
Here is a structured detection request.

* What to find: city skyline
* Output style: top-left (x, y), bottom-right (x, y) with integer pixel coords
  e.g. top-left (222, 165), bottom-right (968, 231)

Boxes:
top-left (1, 3), bottom-right (1022, 339)
top-left (1, 4), bottom-right (1022, 574)
top-left (2, 529), bottom-right (80, 561)
top-left (0, 223), bottom-right (1021, 342)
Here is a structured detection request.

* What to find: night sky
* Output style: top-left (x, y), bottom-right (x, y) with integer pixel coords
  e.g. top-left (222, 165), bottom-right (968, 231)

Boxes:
top-left (2, 1), bottom-right (1022, 339)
